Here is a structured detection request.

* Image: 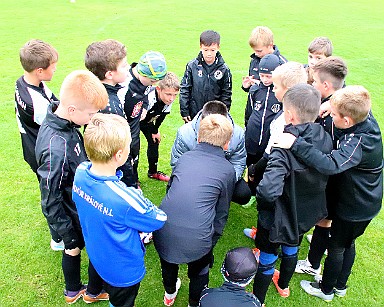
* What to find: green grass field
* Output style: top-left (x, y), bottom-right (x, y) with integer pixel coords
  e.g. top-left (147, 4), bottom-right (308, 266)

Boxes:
top-left (0, 0), bottom-right (383, 306)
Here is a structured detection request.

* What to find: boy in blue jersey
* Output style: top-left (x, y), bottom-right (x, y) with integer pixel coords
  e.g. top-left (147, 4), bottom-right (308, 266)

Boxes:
top-left (73, 113), bottom-right (167, 307)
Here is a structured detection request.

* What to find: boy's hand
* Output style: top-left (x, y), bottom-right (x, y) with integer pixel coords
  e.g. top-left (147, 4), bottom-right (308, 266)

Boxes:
top-left (140, 109), bottom-right (148, 121)
top-left (182, 116), bottom-right (191, 123)
top-left (273, 133), bottom-right (296, 149)
top-left (152, 133), bottom-right (161, 144)
top-left (319, 100), bottom-right (331, 118)
top-left (242, 75), bottom-right (258, 89)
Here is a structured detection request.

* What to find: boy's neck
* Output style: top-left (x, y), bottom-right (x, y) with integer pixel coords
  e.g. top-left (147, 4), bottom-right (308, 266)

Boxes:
top-left (90, 161), bottom-right (117, 177)
top-left (23, 71), bottom-right (42, 87)
top-left (102, 79), bottom-right (117, 86)
top-left (54, 103), bottom-right (71, 121)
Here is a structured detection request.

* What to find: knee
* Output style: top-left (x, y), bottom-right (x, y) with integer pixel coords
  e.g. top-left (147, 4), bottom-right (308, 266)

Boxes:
top-left (258, 252), bottom-right (277, 275)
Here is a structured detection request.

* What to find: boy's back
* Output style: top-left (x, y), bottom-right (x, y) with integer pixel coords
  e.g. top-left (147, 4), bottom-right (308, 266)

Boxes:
top-left (257, 123), bottom-right (333, 245)
top-left (155, 142), bottom-right (236, 262)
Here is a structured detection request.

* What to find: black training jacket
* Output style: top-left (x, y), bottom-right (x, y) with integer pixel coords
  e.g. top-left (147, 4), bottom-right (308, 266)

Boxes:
top-left (291, 113), bottom-right (383, 222)
top-left (256, 123), bottom-right (333, 246)
top-left (36, 102), bottom-right (86, 245)
top-left (179, 51), bottom-right (232, 119)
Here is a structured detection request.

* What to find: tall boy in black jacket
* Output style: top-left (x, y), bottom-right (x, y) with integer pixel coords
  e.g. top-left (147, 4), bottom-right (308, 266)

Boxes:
top-left (252, 84), bottom-right (333, 305)
top-left (276, 85), bottom-right (383, 302)
top-left (179, 30), bottom-right (232, 122)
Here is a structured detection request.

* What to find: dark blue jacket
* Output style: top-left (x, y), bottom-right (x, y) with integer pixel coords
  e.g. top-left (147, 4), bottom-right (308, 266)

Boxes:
top-left (200, 282), bottom-right (262, 307)
top-left (245, 83), bottom-right (281, 158)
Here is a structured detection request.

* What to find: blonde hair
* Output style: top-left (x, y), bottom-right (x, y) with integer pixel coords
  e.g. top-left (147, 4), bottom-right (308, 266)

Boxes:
top-left (308, 37), bottom-right (333, 57)
top-left (330, 85), bottom-right (371, 124)
top-left (158, 72), bottom-right (180, 90)
top-left (19, 39), bottom-right (58, 72)
top-left (84, 113), bottom-right (131, 163)
top-left (198, 114), bottom-right (233, 148)
top-left (59, 70), bottom-right (108, 110)
top-left (272, 62), bottom-right (307, 89)
top-left (249, 26), bottom-right (274, 48)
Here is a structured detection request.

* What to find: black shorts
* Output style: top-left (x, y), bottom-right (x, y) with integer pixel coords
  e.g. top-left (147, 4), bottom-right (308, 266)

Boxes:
top-left (103, 282), bottom-right (140, 307)
top-left (254, 224), bottom-right (281, 256)
top-left (329, 216), bottom-right (371, 248)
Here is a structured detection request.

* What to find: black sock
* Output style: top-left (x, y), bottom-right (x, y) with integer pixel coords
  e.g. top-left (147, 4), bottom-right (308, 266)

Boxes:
top-left (252, 272), bottom-right (272, 304)
top-left (62, 252), bottom-right (82, 291)
top-left (308, 225), bottom-right (330, 269)
top-left (278, 253), bottom-right (297, 289)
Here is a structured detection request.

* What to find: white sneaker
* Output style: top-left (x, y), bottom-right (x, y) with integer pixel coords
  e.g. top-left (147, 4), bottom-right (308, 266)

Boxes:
top-left (139, 232), bottom-right (153, 244)
top-left (300, 280), bottom-right (334, 302)
top-left (334, 287), bottom-right (347, 297)
top-left (295, 259), bottom-right (321, 275)
top-left (50, 239), bottom-right (64, 251)
top-left (164, 278), bottom-right (181, 306)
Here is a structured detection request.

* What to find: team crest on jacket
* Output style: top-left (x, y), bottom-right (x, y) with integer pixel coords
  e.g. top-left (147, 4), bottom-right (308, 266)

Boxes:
top-left (271, 104), bottom-right (281, 113)
top-left (214, 70), bottom-right (223, 80)
top-left (131, 101), bottom-right (143, 118)
top-left (198, 70), bottom-right (203, 77)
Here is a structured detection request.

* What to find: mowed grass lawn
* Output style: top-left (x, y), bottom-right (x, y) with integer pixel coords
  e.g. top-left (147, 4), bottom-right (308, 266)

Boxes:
top-left (0, 0), bottom-right (383, 306)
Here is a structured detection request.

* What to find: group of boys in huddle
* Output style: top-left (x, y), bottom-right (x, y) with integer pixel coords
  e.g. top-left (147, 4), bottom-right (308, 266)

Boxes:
top-left (14, 25), bottom-right (382, 307)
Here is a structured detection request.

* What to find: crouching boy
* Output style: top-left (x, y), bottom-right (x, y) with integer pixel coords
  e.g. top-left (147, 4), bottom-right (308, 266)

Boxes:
top-left (154, 114), bottom-right (236, 307)
top-left (72, 113), bottom-right (167, 307)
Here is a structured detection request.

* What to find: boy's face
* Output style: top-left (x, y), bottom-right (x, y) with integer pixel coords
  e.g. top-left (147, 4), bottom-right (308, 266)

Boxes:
top-left (69, 104), bottom-right (100, 126)
top-left (139, 75), bottom-right (159, 86)
top-left (252, 44), bottom-right (273, 58)
top-left (111, 57), bottom-right (129, 84)
top-left (308, 52), bottom-right (327, 69)
top-left (37, 62), bottom-right (57, 81)
top-left (312, 71), bottom-right (327, 98)
top-left (200, 43), bottom-right (219, 65)
top-left (157, 87), bottom-right (179, 105)
top-left (330, 104), bottom-right (347, 129)
top-left (272, 77), bottom-right (287, 102)
top-left (259, 73), bottom-right (273, 87)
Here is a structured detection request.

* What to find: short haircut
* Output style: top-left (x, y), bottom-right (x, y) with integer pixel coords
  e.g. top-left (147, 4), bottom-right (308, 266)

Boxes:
top-left (198, 114), bottom-right (233, 148)
top-left (84, 113), bottom-right (131, 163)
top-left (157, 72), bottom-right (180, 90)
top-left (272, 61), bottom-right (307, 89)
top-left (84, 39), bottom-right (127, 80)
top-left (330, 85), bottom-right (371, 124)
top-left (308, 37), bottom-right (333, 57)
top-left (312, 56), bottom-right (348, 90)
top-left (60, 70), bottom-right (108, 110)
top-left (19, 39), bottom-right (58, 72)
top-left (283, 84), bottom-right (321, 123)
top-left (201, 100), bottom-right (228, 119)
top-left (249, 26), bottom-right (273, 48)
top-left (200, 30), bottom-right (220, 46)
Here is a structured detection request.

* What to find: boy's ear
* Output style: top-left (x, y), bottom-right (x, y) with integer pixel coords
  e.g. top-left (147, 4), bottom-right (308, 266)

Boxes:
top-left (223, 140), bottom-right (230, 150)
top-left (323, 80), bottom-right (331, 91)
top-left (67, 105), bottom-right (76, 116)
top-left (343, 115), bottom-right (354, 127)
top-left (105, 70), bottom-right (113, 80)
